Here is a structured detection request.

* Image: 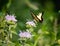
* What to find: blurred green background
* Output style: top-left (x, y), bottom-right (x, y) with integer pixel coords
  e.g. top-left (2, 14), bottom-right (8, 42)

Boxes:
top-left (0, 0), bottom-right (60, 46)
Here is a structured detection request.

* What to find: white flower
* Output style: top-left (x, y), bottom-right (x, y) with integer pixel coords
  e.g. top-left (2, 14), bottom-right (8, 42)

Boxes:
top-left (19, 31), bottom-right (32, 38)
top-left (26, 21), bottom-right (36, 27)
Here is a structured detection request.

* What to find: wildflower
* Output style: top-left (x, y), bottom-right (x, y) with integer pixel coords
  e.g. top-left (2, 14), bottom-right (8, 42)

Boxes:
top-left (26, 21), bottom-right (36, 27)
top-left (5, 14), bottom-right (17, 22)
top-left (19, 31), bottom-right (32, 38)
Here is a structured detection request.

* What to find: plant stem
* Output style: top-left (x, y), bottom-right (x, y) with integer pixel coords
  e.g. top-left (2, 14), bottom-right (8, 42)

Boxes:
top-left (34, 35), bottom-right (42, 46)
top-left (6, 25), bottom-right (11, 46)
top-left (54, 18), bottom-right (57, 41)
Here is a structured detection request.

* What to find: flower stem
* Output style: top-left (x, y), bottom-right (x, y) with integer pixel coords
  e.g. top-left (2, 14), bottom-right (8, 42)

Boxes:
top-left (6, 25), bottom-right (11, 46)
top-left (34, 35), bottom-right (41, 46)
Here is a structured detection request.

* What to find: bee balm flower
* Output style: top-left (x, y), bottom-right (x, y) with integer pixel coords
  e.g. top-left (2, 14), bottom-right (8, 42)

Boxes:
top-left (26, 21), bottom-right (36, 27)
top-left (5, 14), bottom-right (17, 22)
top-left (19, 31), bottom-right (32, 38)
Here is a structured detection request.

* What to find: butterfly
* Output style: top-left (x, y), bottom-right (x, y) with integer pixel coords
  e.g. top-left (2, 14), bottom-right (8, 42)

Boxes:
top-left (31, 12), bottom-right (43, 23)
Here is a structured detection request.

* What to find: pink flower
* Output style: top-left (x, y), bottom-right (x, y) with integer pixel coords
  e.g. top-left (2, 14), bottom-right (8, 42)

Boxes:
top-left (26, 21), bottom-right (36, 27)
top-left (19, 31), bottom-right (32, 38)
top-left (5, 14), bottom-right (17, 22)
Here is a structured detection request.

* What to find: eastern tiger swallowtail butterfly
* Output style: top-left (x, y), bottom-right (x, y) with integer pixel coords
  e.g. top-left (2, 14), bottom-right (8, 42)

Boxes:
top-left (31, 12), bottom-right (43, 23)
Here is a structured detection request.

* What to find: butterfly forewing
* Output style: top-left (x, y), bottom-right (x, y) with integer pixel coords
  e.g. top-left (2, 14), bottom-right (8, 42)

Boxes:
top-left (31, 12), bottom-right (40, 22)
top-left (31, 12), bottom-right (43, 23)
